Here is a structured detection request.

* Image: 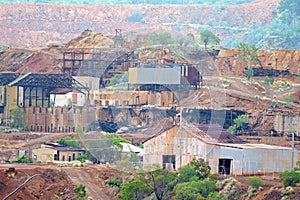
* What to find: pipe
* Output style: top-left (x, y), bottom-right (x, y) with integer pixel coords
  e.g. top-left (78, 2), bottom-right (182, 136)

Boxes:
top-left (2, 174), bottom-right (40, 200)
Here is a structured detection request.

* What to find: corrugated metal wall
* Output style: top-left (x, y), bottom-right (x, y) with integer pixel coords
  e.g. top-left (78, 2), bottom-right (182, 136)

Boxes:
top-left (129, 67), bottom-right (181, 85)
top-left (144, 127), bottom-right (297, 174)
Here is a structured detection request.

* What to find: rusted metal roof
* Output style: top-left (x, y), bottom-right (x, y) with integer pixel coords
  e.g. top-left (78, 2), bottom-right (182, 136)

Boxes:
top-left (142, 118), bottom-right (175, 136)
top-left (142, 118), bottom-right (176, 142)
top-left (197, 124), bottom-right (245, 144)
top-left (49, 88), bottom-right (77, 94)
top-left (180, 122), bottom-right (245, 144)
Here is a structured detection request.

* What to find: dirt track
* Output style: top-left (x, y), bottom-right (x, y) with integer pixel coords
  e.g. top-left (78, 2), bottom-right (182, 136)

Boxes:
top-left (0, 164), bottom-right (116, 200)
top-left (63, 167), bottom-right (111, 200)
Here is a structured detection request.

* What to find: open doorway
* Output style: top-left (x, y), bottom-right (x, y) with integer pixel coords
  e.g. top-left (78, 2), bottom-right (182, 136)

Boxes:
top-left (218, 159), bottom-right (232, 175)
top-left (162, 155), bottom-right (175, 170)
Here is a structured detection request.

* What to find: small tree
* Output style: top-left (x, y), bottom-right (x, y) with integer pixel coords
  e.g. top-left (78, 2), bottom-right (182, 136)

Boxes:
top-left (280, 170), bottom-right (300, 187)
top-left (200, 29), bottom-right (220, 49)
top-left (245, 67), bottom-right (254, 80)
top-left (118, 179), bottom-right (152, 200)
top-left (146, 32), bottom-right (177, 46)
top-left (190, 158), bottom-right (211, 180)
top-left (237, 42), bottom-right (259, 69)
top-left (228, 115), bottom-right (249, 134)
top-left (141, 164), bottom-right (178, 200)
top-left (74, 184), bottom-right (86, 200)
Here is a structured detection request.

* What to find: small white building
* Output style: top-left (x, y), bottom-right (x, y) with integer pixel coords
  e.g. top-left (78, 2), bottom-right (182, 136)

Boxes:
top-left (50, 88), bottom-right (86, 107)
top-left (143, 122), bottom-right (297, 175)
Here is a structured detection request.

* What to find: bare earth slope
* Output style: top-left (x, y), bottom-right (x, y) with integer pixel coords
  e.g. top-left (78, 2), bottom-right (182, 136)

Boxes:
top-left (0, 0), bottom-right (279, 47)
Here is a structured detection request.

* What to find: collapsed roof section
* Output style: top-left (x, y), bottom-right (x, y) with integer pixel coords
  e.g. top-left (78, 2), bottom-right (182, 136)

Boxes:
top-left (9, 73), bottom-right (72, 88)
top-left (0, 72), bottom-right (17, 86)
top-left (7, 73), bottom-right (89, 107)
top-left (9, 73), bottom-right (88, 93)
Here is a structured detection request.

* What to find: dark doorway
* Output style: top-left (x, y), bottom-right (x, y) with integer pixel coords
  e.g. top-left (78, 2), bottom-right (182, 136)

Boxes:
top-left (162, 155), bottom-right (175, 170)
top-left (218, 159), bottom-right (232, 175)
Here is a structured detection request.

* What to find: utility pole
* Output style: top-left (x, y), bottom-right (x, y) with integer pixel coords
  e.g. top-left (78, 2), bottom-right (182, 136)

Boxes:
top-left (179, 107), bottom-right (182, 168)
top-left (291, 117), bottom-right (297, 169)
top-left (292, 130), bottom-right (295, 169)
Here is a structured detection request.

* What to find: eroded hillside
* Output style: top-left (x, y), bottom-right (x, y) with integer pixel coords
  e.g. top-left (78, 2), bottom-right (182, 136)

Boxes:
top-left (0, 0), bottom-right (279, 47)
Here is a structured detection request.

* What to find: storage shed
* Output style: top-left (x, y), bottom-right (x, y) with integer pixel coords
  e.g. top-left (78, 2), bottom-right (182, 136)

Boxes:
top-left (143, 122), bottom-right (297, 175)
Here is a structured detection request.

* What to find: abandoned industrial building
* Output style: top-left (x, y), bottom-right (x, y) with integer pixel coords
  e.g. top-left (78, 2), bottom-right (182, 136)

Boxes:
top-left (32, 143), bottom-right (86, 163)
top-left (0, 40), bottom-right (299, 177)
top-left (143, 121), bottom-right (297, 175)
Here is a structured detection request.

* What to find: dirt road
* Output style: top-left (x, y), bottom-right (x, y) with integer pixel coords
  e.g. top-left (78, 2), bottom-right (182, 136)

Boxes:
top-left (63, 167), bottom-right (111, 200)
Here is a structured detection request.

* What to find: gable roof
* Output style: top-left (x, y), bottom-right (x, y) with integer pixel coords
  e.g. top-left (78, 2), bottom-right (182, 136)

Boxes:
top-left (0, 72), bottom-right (17, 85)
top-left (144, 118), bottom-right (245, 144)
top-left (141, 118), bottom-right (176, 142)
top-left (197, 124), bottom-right (245, 144)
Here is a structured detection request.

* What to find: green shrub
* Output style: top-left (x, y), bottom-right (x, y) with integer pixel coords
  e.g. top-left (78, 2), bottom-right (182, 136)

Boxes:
top-left (198, 179), bottom-right (217, 198)
top-left (74, 184), bottom-right (86, 200)
top-left (174, 179), bottom-right (217, 199)
top-left (105, 179), bottom-right (121, 187)
top-left (106, 133), bottom-right (131, 148)
top-left (174, 182), bottom-right (204, 200)
top-left (247, 176), bottom-right (264, 188)
top-left (286, 94), bottom-right (295, 103)
top-left (17, 155), bottom-right (31, 163)
top-left (57, 136), bottom-right (80, 148)
top-left (264, 76), bottom-right (274, 85)
top-left (279, 170), bottom-right (300, 187)
top-left (77, 153), bottom-right (88, 163)
top-left (178, 165), bottom-right (197, 182)
top-left (207, 191), bottom-right (226, 200)
top-left (209, 174), bottom-right (220, 182)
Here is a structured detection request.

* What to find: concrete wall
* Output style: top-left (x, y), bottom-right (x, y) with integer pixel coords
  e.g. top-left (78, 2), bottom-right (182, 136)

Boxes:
top-left (24, 106), bottom-right (103, 132)
top-left (32, 145), bottom-right (57, 163)
top-left (32, 145), bottom-right (85, 162)
top-left (274, 114), bottom-right (300, 134)
top-left (0, 86), bottom-right (18, 120)
top-left (96, 90), bottom-right (177, 107)
top-left (58, 150), bottom-right (85, 162)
